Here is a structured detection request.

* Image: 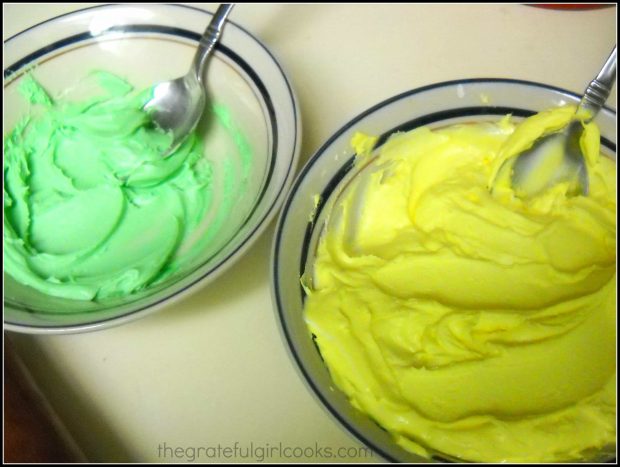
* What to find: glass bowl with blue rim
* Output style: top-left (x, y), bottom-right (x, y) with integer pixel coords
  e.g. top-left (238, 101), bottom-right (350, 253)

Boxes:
top-left (271, 79), bottom-right (616, 463)
top-left (4, 4), bottom-right (300, 333)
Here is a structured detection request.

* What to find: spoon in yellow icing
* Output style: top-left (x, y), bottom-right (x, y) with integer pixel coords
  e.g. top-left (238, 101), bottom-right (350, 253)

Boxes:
top-left (508, 45), bottom-right (616, 197)
top-left (143, 4), bottom-right (234, 157)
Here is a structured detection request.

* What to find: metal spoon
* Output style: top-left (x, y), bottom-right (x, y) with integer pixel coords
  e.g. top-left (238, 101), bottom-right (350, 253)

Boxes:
top-left (509, 45), bottom-right (616, 197)
top-left (143, 4), bottom-right (234, 157)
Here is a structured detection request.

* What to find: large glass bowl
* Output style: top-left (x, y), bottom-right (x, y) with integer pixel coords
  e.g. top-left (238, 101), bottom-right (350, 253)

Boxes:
top-left (271, 78), bottom-right (616, 462)
top-left (4, 4), bottom-right (300, 333)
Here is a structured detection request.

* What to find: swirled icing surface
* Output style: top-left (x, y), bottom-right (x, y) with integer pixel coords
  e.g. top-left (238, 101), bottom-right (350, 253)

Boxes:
top-left (304, 108), bottom-right (616, 462)
top-left (4, 72), bottom-right (251, 301)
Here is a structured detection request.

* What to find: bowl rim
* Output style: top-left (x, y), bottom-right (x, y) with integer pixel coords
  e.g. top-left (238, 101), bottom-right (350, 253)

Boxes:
top-left (4, 3), bottom-right (301, 334)
top-left (271, 77), bottom-right (616, 462)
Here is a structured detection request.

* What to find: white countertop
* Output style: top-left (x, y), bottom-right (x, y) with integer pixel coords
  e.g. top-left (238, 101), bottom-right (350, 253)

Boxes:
top-left (4, 3), bottom-right (617, 463)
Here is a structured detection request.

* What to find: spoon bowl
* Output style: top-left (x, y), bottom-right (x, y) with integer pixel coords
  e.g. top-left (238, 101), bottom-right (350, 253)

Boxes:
top-left (143, 74), bottom-right (205, 153)
top-left (511, 120), bottom-right (588, 197)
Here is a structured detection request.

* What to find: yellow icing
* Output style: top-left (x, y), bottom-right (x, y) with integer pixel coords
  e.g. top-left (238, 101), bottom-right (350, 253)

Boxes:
top-left (304, 108), bottom-right (616, 462)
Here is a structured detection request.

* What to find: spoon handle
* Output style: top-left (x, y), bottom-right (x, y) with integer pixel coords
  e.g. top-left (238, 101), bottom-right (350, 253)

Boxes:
top-left (579, 45), bottom-right (616, 121)
top-left (192, 4), bottom-right (234, 83)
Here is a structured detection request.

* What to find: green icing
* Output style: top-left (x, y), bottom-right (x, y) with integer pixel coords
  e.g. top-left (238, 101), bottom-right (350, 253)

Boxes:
top-left (213, 103), bottom-right (253, 181)
top-left (4, 71), bottom-right (252, 302)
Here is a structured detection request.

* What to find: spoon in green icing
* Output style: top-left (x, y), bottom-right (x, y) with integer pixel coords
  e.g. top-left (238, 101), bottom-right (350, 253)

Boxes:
top-left (143, 4), bottom-right (234, 157)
